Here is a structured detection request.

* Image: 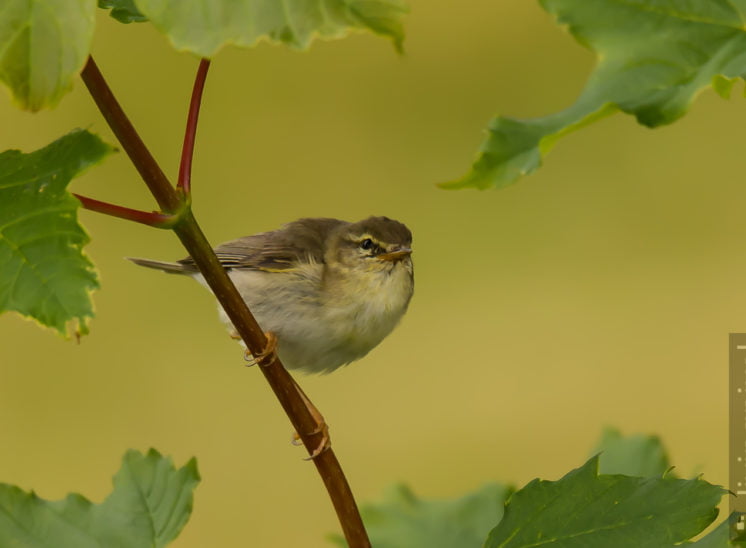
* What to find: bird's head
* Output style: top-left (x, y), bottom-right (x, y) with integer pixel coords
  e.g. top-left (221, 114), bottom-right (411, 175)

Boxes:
top-left (326, 216), bottom-right (413, 274)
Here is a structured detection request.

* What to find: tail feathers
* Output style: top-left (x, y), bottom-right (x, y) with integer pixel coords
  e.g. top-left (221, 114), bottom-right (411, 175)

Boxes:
top-left (127, 257), bottom-right (195, 274)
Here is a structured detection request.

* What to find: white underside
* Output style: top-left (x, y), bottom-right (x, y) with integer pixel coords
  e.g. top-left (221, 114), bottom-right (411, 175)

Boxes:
top-left (193, 261), bottom-right (412, 373)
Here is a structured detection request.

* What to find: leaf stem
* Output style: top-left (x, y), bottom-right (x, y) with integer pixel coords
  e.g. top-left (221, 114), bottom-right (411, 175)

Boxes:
top-left (79, 55), bottom-right (370, 547)
top-left (178, 59), bottom-right (210, 195)
top-left (80, 56), bottom-right (181, 213)
top-left (73, 193), bottom-right (181, 228)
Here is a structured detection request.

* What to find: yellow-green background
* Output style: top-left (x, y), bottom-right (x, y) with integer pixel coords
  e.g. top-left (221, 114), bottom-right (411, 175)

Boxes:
top-left (0, 1), bottom-right (739, 545)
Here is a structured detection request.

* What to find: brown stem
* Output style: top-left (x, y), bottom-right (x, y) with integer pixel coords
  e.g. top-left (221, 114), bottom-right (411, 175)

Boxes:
top-left (81, 57), bottom-right (182, 213)
top-left (73, 193), bottom-right (179, 228)
top-left (178, 59), bottom-right (210, 195)
top-left (79, 55), bottom-right (370, 547)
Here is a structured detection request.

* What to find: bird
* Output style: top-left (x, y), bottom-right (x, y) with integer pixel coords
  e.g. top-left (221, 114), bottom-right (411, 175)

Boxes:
top-left (128, 216), bottom-right (414, 374)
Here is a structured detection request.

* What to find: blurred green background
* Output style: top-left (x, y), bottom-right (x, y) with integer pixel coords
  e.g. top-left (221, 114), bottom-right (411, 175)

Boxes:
top-left (0, 1), bottom-right (739, 545)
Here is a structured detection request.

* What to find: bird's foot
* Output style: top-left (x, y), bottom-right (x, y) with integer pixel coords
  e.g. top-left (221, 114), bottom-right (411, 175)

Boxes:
top-left (291, 383), bottom-right (331, 460)
top-left (292, 421), bottom-right (330, 460)
top-left (243, 331), bottom-right (279, 367)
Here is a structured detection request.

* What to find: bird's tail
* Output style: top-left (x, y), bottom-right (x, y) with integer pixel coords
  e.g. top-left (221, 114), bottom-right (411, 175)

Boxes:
top-left (127, 257), bottom-right (195, 274)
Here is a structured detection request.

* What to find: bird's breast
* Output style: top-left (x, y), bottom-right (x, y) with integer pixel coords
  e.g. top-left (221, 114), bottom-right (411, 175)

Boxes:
top-left (322, 262), bottom-right (413, 353)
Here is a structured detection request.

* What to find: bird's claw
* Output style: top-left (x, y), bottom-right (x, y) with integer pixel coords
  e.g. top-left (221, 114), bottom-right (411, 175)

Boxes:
top-left (292, 421), bottom-right (331, 460)
top-left (291, 383), bottom-right (331, 460)
top-left (241, 332), bottom-right (331, 459)
top-left (243, 331), bottom-right (279, 368)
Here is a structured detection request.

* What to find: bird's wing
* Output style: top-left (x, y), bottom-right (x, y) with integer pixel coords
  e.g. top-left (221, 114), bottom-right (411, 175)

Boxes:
top-left (211, 232), bottom-right (301, 271)
top-left (178, 218), bottom-right (347, 272)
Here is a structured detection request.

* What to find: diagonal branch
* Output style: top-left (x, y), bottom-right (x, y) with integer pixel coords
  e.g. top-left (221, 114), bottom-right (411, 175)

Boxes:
top-left (81, 57), bottom-right (181, 213)
top-left (73, 193), bottom-right (180, 228)
top-left (79, 55), bottom-right (370, 548)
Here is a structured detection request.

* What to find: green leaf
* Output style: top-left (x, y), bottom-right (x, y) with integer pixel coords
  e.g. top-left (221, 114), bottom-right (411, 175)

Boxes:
top-left (445, 0), bottom-right (746, 190)
top-left (485, 455), bottom-right (725, 548)
top-left (0, 449), bottom-right (199, 547)
top-left (686, 513), bottom-right (746, 546)
top-left (0, 0), bottom-right (96, 111)
top-left (689, 515), bottom-right (733, 547)
top-left (134, 0), bottom-right (408, 57)
top-left (0, 129), bottom-right (114, 336)
top-left (329, 483), bottom-right (511, 548)
top-left (98, 0), bottom-right (147, 23)
top-left (593, 427), bottom-right (671, 478)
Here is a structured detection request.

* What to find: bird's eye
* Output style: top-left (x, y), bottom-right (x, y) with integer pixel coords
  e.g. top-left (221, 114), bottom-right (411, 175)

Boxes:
top-left (360, 238), bottom-right (374, 250)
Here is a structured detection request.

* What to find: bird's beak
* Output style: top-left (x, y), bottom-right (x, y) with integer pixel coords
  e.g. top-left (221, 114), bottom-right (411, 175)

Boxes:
top-left (377, 247), bottom-right (412, 262)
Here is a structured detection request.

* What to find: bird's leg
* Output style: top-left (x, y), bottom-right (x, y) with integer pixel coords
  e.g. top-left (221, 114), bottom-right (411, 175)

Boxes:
top-left (242, 331), bottom-right (279, 367)
top-left (291, 379), bottom-right (331, 460)
top-left (236, 331), bottom-right (328, 457)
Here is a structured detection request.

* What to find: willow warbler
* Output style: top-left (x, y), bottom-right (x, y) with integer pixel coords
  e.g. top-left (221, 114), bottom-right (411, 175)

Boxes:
top-left (129, 216), bottom-right (414, 374)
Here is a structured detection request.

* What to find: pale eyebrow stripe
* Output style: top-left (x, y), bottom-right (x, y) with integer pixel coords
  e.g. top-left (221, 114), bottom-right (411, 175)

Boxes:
top-left (352, 233), bottom-right (385, 245)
